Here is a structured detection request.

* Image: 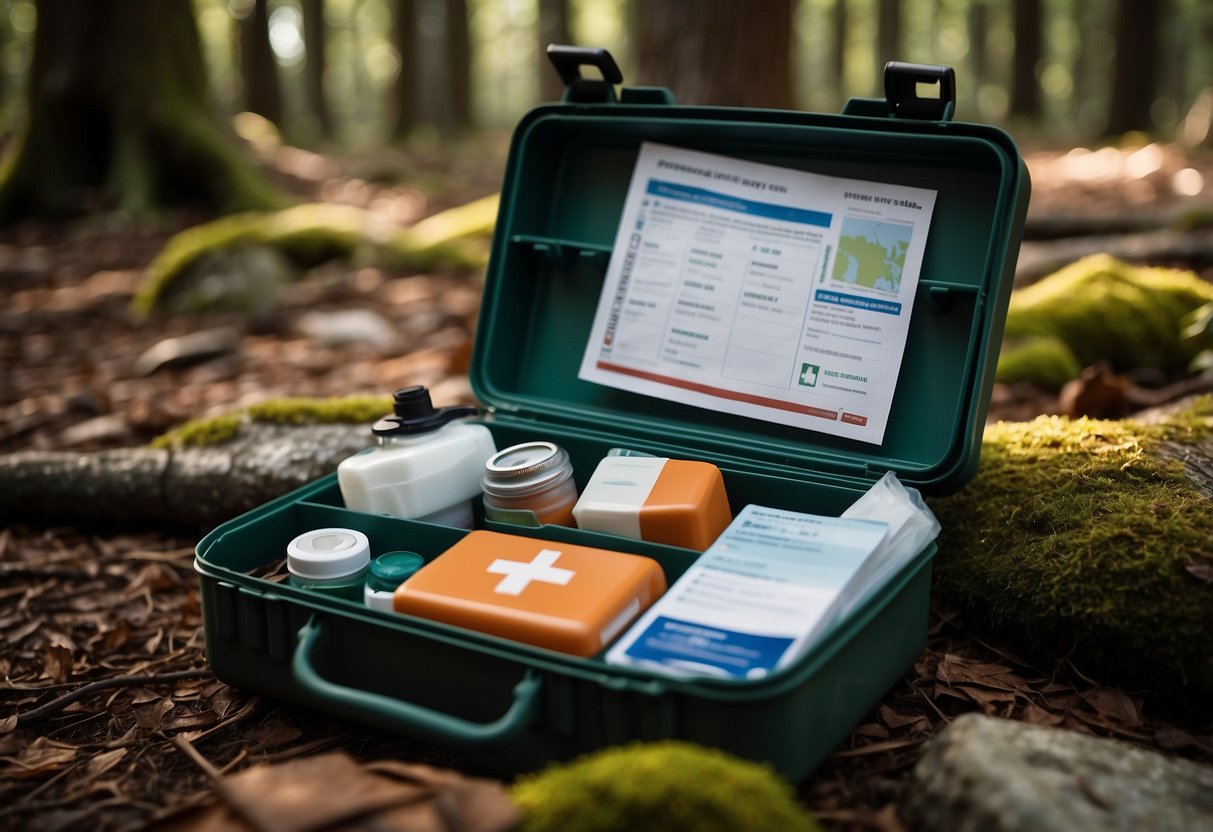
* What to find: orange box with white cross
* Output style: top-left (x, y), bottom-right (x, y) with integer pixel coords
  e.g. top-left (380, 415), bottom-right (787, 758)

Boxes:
top-left (392, 530), bottom-right (667, 657)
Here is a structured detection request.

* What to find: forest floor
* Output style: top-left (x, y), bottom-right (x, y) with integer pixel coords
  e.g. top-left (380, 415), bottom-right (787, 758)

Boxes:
top-left (2, 134), bottom-right (1213, 832)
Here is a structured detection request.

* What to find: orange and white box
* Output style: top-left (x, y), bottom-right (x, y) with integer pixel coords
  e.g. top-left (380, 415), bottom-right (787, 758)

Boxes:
top-left (572, 456), bottom-right (731, 550)
top-left (393, 530), bottom-right (666, 657)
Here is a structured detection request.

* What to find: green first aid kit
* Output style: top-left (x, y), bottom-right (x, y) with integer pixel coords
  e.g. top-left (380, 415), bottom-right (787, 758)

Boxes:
top-left (195, 47), bottom-right (1030, 781)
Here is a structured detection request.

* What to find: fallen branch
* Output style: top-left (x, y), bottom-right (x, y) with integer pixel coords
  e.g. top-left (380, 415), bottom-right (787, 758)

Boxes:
top-left (0, 422), bottom-right (369, 530)
top-left (1016, 226), bottom-right (1213, 285)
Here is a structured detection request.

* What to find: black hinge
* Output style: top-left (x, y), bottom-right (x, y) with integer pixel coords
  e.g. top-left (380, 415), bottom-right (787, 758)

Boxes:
top-left (884, 62), bottom-right (956, 122)
top-left (546, 44), bottom-right (623, 104)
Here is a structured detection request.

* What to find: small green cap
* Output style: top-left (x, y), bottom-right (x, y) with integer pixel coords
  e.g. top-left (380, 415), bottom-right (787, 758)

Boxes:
top-left (367, 551), bottom-right (425, 592)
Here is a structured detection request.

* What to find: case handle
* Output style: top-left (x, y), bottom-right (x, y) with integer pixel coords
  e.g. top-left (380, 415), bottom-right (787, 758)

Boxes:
top-left (292, 616), bottom-right (542, 747)
top-left (884, 62), bottom-right (956, 121)
top-left (546, 44), bottom-right (622, 103)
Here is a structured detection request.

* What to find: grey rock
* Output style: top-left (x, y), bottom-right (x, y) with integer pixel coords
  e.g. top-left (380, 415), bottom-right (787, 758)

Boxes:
top-left (160, 245), bottom-right (294, 317)
top-left (134, 326), bottom-right (243, 375)
top-left (902, 713), bottom-right (1213, 832)
top-left (296, 308), bottom-right (397, 350)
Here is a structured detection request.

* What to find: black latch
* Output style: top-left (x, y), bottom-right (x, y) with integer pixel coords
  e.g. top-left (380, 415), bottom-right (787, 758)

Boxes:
top-left (546, 44), bottom-right (623, 104)
top-left (884, 62), bottom-right (955, 121)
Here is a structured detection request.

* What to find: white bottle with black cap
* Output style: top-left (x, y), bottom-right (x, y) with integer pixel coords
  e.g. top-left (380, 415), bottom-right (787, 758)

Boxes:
top-left (337, 386), bottom-right (497, 528)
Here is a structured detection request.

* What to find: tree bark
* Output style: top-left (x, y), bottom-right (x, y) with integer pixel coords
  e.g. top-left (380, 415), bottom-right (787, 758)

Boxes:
top-left (391, 0), bottom-right (421, 138)
top-left (1104, 0), bottom-right (1162, 135)
top-left (302, 0), bottom-right (334, 139)
top-left (832, 0), bottom-right (848, 97)
top-left (967, 1), bottom-right (988, 115)
top-left (1008, 0), bottom-right (1042, 119)
top-left (877, 0), bottom-right (902, 65)
top-left (444, 0), bottom-right (472, 130)
top-left (631, 0), bottom-right (795, 108)
top-left (238, 0), bottom-right (283, 125)
top-left (537, 0), bottom-right (572, 103)
top-left (0, 0), bottom-right (285, 221)
top-left (0, 423), bottom-right (370, 531)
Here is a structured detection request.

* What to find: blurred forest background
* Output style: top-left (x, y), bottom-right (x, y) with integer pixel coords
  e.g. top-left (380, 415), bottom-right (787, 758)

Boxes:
top-left (2, 0), bottom-right (1210, 153)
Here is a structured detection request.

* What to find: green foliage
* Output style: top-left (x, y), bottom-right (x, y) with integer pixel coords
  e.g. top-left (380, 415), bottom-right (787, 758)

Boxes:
top-left (511, 741), bottom-right (820, 832)
top-left (998, 254), bottom-right (1213, 389)
top-left (996, 335), bottom-right (1082, 388)
top-left (1181, 301), bottom-right (1213, 372)
top-left (133, 201), bottom-right (493, 316)
top-left (929, 400), bottom-right (1213, 696)
top-left (150, 395), bottom-right (391, 449)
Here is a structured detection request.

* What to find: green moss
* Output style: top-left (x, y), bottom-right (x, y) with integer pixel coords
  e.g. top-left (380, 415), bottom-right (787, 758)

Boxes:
top-left (511, 741), bottom-right (820, 832)
top-left (150, 395), bottom-right (392, 449)
top-left (998, 254), bottom-right (1213, 386)
top-left (134, 201), bottom-right (492, 316)
top-left (995, 335), bottom-right (1082, 389)
top-left (150, 412), bottom-right (244, 449)
top-left (246, 395), bottom-right (392, 426)
top-left (930, 399), bottom-right (1213, 695)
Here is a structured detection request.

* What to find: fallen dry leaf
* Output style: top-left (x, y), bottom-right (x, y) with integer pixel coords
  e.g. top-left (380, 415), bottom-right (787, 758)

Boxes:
top-left (151, 752), bottom-right (519, 832)
top-left (1185, 562), bottom-right (1213, 584)
top-left (83, 747), bottom-right (130, 779)
top-left (1, 736), bottom-right (79, 779)
top-left (1079, 687), bottom-right (1142, 727)
top-left (37, 643), bottom-right (74, 683)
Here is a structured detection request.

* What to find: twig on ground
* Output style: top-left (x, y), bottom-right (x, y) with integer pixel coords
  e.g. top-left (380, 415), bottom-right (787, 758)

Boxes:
top-left (9, 667), bottom-right (213, 728)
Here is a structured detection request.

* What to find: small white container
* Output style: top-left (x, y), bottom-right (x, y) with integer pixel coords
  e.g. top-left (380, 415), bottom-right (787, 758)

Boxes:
top-left (286, 528), bottom-right (371, 600)
top-left (337, 387), bottom-right (497, 528)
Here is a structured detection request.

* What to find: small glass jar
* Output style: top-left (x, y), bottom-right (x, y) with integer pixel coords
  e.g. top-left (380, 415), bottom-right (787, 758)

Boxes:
top-left (363, 550), bottom-right (425, 611)
top-left (286, 528), bottom-right (371, 601)
top-left (481, 441), bottom-right (579, 527)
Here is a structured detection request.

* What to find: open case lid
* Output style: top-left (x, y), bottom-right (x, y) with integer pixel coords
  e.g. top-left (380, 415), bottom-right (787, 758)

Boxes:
top-left (471, 48), bottom-right (1031, 496)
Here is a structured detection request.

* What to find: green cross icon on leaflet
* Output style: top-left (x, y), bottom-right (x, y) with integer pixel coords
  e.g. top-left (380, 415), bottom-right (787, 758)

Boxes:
top-left (799, 363), bottom-right (819, 387)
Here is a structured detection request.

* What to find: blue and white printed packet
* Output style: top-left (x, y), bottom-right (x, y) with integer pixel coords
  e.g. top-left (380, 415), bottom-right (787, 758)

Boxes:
top-left (605, 504), bottom-right (888, 680)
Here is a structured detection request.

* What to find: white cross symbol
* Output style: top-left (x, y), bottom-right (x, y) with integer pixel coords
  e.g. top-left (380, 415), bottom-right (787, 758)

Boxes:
top-left (487, 549), bottom-right (575, 596)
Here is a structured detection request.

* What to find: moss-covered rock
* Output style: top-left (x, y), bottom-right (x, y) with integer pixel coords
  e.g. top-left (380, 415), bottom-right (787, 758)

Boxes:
top-left (151, 394), bottom-right (391, 449)
top-left (996, 335), bottom-right (1083, 389)
top-left (929, 398), bottom-right (1213, 697)
top-left (511, 741), bottom-right (820, 832)
top-left (996, 254), bottom-right (1213, 389)
top-left (134, 198), bottom-right (497, 316)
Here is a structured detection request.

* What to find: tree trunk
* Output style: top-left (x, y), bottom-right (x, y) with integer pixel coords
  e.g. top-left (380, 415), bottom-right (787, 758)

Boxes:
top-left (877, 0), bottom-right (901, 64)
top-left (444, 0), bottom-right (472, 130)
top-left (391, 0), bottom-right (421, 138)
top-left (0, 0), bottom-right (285, 221)
top-left (1008, 0), bottom-right (1042, 119)
top-left (832, 0), bottom-right (848, 98)
top-left (967, 1), bottom-right (989, 116)
top-left (238, 0), bottom-right (283, 125)
top-left (302, 0), bottom-right (334, 140)
top-left (631, 0), bottom-right (795, 108)
top-left (1104, 0), bottom-right (1162, 135)
top-left (537, 0), bottom-right (572, 103)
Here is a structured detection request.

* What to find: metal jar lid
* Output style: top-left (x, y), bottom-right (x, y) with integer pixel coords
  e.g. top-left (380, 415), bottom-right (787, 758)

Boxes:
top-left (482, 441), bottom-right (574, 498)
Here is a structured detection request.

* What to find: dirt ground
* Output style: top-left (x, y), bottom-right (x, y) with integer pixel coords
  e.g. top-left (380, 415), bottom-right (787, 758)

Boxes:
top-left (2, 139), bottom-right (1212, 831)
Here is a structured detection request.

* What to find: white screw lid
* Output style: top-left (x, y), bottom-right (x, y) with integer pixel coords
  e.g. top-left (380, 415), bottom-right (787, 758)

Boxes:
top-left (287, 528), bottom-right (371, 580)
